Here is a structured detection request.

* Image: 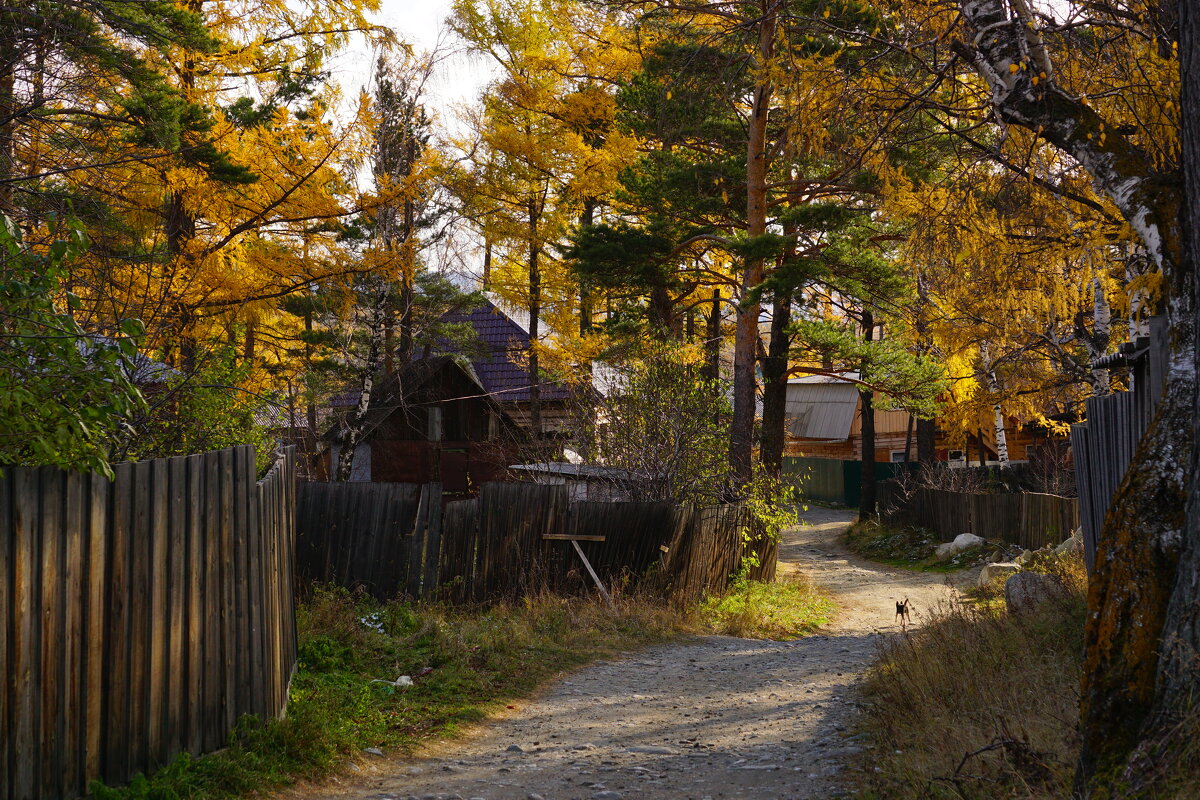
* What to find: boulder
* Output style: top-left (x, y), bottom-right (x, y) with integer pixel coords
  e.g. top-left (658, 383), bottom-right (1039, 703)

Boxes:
top-left (1004, 572), bottom-right (1068, 616)
top-left (934, 533), bottom-right (986, 561)
top-left (979, 561), bottom-right (1020, 586)
top-left (1015, 549), bottom-right (1034, 566)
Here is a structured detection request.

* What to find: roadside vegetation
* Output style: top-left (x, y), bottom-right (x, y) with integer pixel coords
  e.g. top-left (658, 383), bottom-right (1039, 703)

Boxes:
top-left (697, 574), bottom-right (836, 640)
top-left (91, 586), bottom-right (681, 799)
top-left (844, 519), bottom-right (989, 572)
top-left (851, 551), bottom-right (1093, 798)
top-left (852, 590), bottom-right (1086, 797)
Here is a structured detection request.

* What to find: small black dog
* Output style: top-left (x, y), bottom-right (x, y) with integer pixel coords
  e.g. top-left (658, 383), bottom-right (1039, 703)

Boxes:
top-left (895, 597), bottom-right (911, 629)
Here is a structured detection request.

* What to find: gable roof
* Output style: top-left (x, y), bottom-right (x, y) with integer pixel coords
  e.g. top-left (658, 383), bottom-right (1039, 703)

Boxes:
top-left (440, 300), bottom-right (571, 403)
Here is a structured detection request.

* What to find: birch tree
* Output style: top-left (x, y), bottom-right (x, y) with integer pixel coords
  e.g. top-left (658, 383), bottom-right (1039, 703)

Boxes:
top-left (946, 0), bottom-right (1188, 786)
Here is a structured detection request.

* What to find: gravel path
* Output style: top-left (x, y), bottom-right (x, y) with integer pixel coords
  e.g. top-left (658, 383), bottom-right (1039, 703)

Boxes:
top-left (296, 507), bottom-right (976, 800)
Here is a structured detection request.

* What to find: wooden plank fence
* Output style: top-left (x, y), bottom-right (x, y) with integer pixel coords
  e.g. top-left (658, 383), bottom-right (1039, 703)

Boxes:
top-left (297, 481), bottom-right (748, 605)
top-left (1071, 316), bottom-right (1168, 571)
top-left (0, 446), bottom-right (298, 800)
top-left (879, 483), bottom-right (1079, 550)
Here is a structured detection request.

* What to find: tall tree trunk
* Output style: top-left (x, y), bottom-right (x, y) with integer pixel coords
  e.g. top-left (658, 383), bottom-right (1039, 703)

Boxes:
top-left (902, 414), bottom-right (914, 464)
top-left (482, 237), bottom-right (492, 291)
top-left (335, 286), bottom-right (387, 481)
top-left (760, 289), bottom-right (792, 477)
top-left (528, 199), bottom-right (542, 438)
top-left (0, 7), bottom-right (18, 213)
top-left (730, 1), bottom-right (776, 487)
top-left (580, 200), bottom-right (595, 337)
top-left (649, 284), bottom-right (674, 334)
top-left (243, 321), bottom-right (256, 364)
top-left (703, 289), bottom-right (722, 384)
top-left (916, 418), bottom-right (936, 464)
top-left (1091, 278), bottom-right (1112, 395)
top-left (383, 298), bottom-right (395, 375)
top-left (859, 310), bottom-right (876, 518)
top-left (1147, 0), bottom-right (1200, 763)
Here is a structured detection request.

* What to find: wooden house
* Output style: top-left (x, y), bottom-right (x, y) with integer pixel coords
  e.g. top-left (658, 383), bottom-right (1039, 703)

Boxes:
top-left (323, 356), bottom-right (524, 497)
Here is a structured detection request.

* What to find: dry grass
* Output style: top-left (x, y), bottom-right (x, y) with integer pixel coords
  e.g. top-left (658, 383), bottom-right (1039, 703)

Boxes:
top-left (852, 562), bottom-right (1088, 799)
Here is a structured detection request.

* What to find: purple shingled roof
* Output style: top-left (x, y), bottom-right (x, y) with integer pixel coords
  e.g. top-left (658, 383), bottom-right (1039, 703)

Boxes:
top-left (441, 301), bottom-right (571, 403)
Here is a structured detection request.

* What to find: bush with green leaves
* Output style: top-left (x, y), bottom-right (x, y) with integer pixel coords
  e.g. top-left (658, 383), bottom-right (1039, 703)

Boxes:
top-left (0, 215), bottom-right (145, 475)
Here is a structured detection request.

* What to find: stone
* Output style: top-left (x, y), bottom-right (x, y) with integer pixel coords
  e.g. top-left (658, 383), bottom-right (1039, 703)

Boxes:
top-left (506, 744), bottom-right (525, 753)
top-left (626, 745), bottom-right (674, 754)
top-left (1056, 531), bottom-right (1083, 557)
top-left (934, 533), bottom-right (985, 561)
top-left (527, 794), bottom-right (545, 800)
top-left (364, 747), bottom-right (385, 757)
top-left (592, 793), bottom-right (622, 800)
top-left (1004, 571), bottom-right (1068, 615)
top-left (978, 561), bottom-right (1020, 586)
top-left (1015, 548), bottom-right (1034, 566)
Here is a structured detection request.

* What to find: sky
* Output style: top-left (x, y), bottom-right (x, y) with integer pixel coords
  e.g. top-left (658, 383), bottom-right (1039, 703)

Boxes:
top-left (328, 0), bottom-right (494, 128)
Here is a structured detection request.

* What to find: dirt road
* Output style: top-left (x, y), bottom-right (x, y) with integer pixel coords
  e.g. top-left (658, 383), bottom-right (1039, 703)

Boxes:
top-left (298, 507), bottom-right (973, 800)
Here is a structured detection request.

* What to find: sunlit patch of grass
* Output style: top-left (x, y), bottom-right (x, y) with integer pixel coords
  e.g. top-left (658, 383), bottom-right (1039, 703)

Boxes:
top-left (697, 574), bottom-right (836, 640)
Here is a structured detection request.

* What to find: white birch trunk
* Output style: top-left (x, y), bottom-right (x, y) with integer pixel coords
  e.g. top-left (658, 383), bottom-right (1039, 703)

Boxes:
top-left (335, 286), bottom-right (389, 482)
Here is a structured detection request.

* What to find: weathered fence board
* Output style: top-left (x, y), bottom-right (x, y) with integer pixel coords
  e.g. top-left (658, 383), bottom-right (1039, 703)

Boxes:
top-left (0, 446), bottom-right (297, 800)
top-left (298, 481), bottom-right (747, 605)
top-left (1071, 316), bottom-right (1168, 571)
top-left (879, 483), bottom-right (1078, 548)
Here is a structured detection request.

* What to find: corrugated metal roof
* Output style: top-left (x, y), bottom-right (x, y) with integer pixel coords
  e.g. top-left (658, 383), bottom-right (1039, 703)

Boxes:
top-left (785, 382), bottom-right (859, 439)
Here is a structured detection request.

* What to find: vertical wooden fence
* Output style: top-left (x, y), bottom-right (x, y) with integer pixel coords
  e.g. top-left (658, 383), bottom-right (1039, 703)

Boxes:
top-left (0, 446), bottom-right (297, 800)
top-left (879, 483), bottom-right (1079, 550)
top-left (1071, 316), bottom-right (1168, 571)
top-left (297, 481), bottom-right (748, 605)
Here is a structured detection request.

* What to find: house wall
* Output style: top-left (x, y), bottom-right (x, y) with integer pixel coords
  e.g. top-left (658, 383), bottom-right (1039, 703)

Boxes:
top-left (370, 439), bottom-right (519, 497)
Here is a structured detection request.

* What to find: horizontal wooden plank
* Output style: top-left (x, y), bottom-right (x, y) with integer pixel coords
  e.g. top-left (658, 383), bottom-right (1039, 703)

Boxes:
top-left (543, 533), bottom-right (606, 542)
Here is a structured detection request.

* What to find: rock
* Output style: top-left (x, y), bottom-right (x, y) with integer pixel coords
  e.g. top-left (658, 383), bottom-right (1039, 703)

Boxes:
top-left (528, 794), bottom-right (546, 800)
top-left (988, 549), bottom-right (1004, 563)
top-left (1015, 549), bottom-right (1034, 566)
top-left (592, 793), bottom-right (622, 800)
top-left (1004, 572), bottom-right (1068, 615)
top-left (626, 745), bottom-right (674, 754)
top-left (506, 744), bottom-right (525, 753)
top-left (364, 747), bottom-right (385, 757)
top-left (934, 533), bottom-right (985, 561)
top-left (1056, 531), bottom-right (1083, 557)
top-left (978, 561), bottom-right (1020, 586)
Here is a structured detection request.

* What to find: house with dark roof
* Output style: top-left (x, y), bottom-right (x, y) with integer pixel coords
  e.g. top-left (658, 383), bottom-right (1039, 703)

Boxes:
top-left (438, 301), bottom-right (574, 435)
top-left (322, 356), bottom-right (524, 497)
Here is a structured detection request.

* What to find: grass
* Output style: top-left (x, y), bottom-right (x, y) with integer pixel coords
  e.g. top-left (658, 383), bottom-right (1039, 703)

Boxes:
top-left (91, 573), bottom-right (837, 799)
top-left (844, 518), bottom-right (992, 572)
top-left (849, 552), bottom-right (1089, 799)
top-left (696, 573), bottom-right (837, 639)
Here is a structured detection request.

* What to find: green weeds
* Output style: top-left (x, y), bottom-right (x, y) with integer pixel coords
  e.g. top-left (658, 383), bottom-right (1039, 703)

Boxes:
top-left (697, 574), bottom-right (835, 640)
